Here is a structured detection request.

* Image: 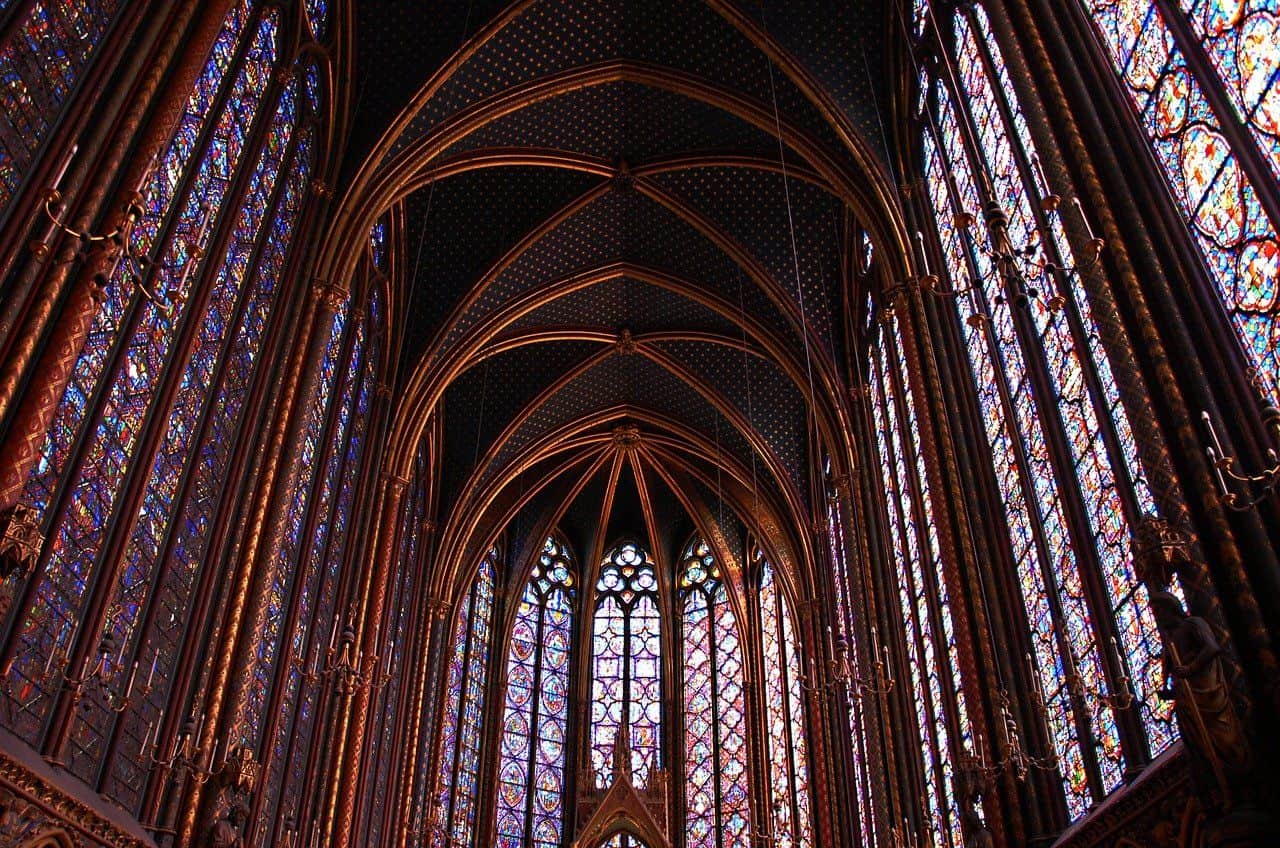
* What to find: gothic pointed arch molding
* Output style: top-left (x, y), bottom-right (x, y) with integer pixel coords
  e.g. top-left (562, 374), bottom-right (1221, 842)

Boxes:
top-left (431, 407), bottom-right (807, 610)
top-left (314, 58), bottom-right (915, 322)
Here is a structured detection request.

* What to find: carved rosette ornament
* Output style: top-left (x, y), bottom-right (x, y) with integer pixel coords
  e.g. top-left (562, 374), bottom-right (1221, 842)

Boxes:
top-left (611, 425), bottom-right (641, 451)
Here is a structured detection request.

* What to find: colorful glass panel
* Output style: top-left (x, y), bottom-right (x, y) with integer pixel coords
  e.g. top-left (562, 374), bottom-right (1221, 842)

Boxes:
top-left (757, 555), bottom-right (811, 848)
top-left (824, 470), bottom-right (875, 848)
top-left (305, 0), bottom-right (329, 39)
top-left (435, 550), bottom-right (497, 848)
top-left (868, 314), bottom-right (965, 847)
top-left (1, 5), bottom-right (272, 740)
top-left (1083, 0), bottom-right (1280, 399)
top-left (237, 296), bottom-right (349, 747)
top-left (681, 539), bottom-right (750, 848)
top-left (101, 116), bottom-right (313, 808)
top-left (0, 1), bottom-right (124, 211)
top-left (591, 542), bottom-right (661, 788)
top-left (495, 537), bottom-right (575, 848)
top-left (918, 0), bottom-right (1178, 816)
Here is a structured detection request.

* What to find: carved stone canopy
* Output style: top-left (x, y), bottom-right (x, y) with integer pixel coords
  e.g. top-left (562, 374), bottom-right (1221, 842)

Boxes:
top-left (573, 724), bottom-right (670, 848)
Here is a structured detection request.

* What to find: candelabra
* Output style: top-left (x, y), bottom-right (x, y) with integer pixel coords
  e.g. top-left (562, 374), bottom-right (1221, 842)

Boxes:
top-left (918, 151), bottom-right (1106, 335)
top-left (1201, 406), bottom-right (1280, 511)
top-left (28, 145), bottom-right (211, 313)
top-left (1064, 638), bottom-right (1136, 711)
top-left (143, 709), bottom-right (238, 786)
top-left (749, 800), bottom-right (790, 845)
top-left (891, 820), bottom-right (922, 848)
top-left (969, 671), bottom-right (1060, 783)
top-left (1, 608), bottom-right (156, 714)
top-left (801, 626), bottom-right (894, 700)
top-left (299, 614), bottom-right (393, 695)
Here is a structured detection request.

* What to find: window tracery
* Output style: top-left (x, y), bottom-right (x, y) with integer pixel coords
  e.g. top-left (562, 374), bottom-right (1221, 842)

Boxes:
top-left (0, 1), bottom-right (124, 213)
top-left (867, 310), bottom-right (971, 848)
top-left (434, 547), bottom-right (497, 848)
top-left (495, 536), bottom-right (576, 848)
top-left (1081, 0), bottom-right (1279, 400)
top-left (591, 541), bottom-right (662, 789)
top-left (755, 551), bottom-right (811, 848)
top-left (679, 537), bottom-right (750, 848)
top-left (0, 6), bottom-right (346, 820)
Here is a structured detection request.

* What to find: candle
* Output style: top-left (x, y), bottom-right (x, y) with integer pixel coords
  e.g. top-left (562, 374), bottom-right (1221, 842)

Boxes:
top-left (125, 659), bottom-right (139, 697)
top-left (50, 144), bottom-right (77, 192)
top-left (1030, 153), bottom-right (1051, 198)
top-left (966, 278), bottom-right (981, 315)
top-left (914, 231), bottom-right (932, 277)
top-left (1072, 196), bottom-right (1096, 241)
top-left (193, 202), bottom-right (213, 246)
top-left (1203, 410), bottom-right (1227, 458)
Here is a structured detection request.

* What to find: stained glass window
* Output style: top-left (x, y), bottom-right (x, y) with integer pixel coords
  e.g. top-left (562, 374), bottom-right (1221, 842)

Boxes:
top-left (591, 541), bottom-right (662, 789)
top-left (680, 538), bottom-right (750, 848)
top-left (235, 290), bottom-right (352, 750)
top-left (916, 0), bottom-right (1175, 818)
top-left (0, 1), bottom-right (124, 213)
top-left (755, 552), bottom-right (811, 848)
top-left (822, 455), bottom-right (874, 848)
top-left (434, 548), bottom-right (497, 848)
top-left (305, 0), bottom-right (330, 40)
top-left (1, 1), bottom-right (273, 745)
top-left (867, 312), bottom-right (969, 848)
top-left (495, 536), bottom-right (576, 848)
top-left (370, 219), bottom-right (388, 272)
top-left (1081, 0), bottom-right (1279, 400)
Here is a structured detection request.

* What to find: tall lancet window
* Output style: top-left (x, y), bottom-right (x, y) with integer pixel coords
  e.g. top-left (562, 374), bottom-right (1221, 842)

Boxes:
top-left (0, 1), bottom-right (124, 213)
top-left (591, 541), bottom-right (662, 788)
top-left (1080, 1), bottom-right (1279, 399)
top-left (754, 551), bottom-right (811, 848)
top-left (495, 536), bottom-right (576, 848)
top-left (867, 311), bottom-right (971, 848)
top-left (679, 537), bottom-right (750, 848)
top-left (434, 547), bottom-right (497, 848)
top-left (1, 1), bottom-right (330, 813)
top-left (916, 0), bottom-right (1174, 818)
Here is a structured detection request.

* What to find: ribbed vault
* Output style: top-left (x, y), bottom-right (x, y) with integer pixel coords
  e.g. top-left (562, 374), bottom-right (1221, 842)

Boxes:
top-left (317, 0), bottom-right (913, 600)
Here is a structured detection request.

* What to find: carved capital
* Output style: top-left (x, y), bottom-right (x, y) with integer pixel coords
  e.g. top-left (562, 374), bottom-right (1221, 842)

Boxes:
top-left (381, 471), bottom-right (410, 494)
top-left (313, 281), bottom-right (348, 313)
top-left (1132, 514), bottom-right (1192, 590)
